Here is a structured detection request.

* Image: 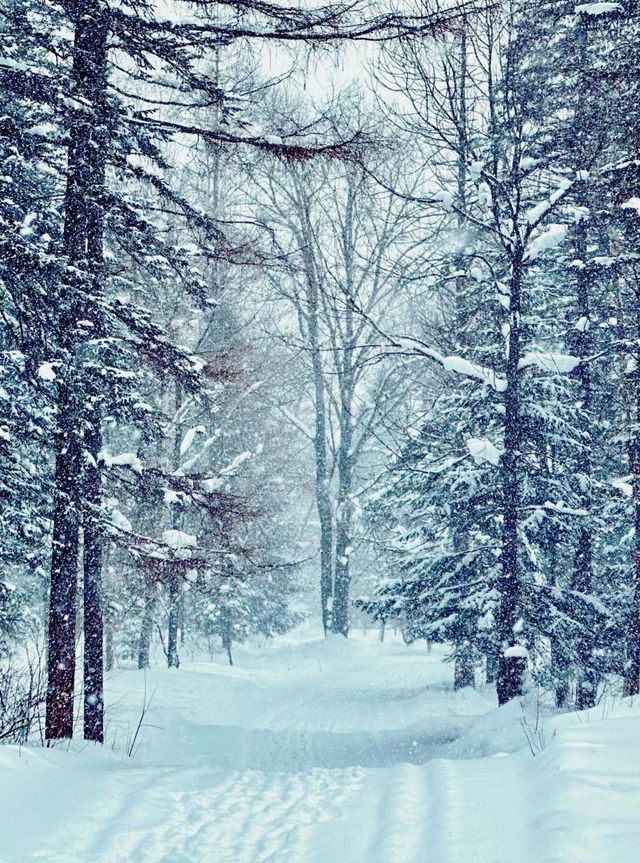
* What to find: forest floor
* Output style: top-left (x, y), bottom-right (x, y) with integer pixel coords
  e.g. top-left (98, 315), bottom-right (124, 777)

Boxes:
top-left (1, 629), bottom-right (640, 862)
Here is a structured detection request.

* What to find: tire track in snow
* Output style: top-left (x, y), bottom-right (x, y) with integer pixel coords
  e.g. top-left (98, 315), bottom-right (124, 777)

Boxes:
top-left (296, 750), bottom-right (526, 863)
top-left (82, 768), bottom-right (363, 863)
top-left (296, 762), bottom-right (433, 863)
top-left (424, 756), bottom-right (527, 863)
top-left (366, 764), bottom-right (433, 863)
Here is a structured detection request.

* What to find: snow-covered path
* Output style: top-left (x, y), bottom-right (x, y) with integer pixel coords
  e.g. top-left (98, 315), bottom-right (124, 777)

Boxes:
top-left (2, 632), bottom-right (640, 863)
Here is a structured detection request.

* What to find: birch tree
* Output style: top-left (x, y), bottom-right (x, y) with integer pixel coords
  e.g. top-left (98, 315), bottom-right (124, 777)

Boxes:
top-left (252, 148), bottom-right (421, 634)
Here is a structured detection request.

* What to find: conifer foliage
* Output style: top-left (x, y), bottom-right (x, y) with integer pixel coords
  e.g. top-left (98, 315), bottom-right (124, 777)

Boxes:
top-left (359, 0), bottom-right (640, 706)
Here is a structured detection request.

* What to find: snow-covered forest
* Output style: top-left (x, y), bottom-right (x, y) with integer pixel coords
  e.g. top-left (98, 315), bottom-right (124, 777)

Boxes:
top-left (1, 0), bottom-right (640, 860)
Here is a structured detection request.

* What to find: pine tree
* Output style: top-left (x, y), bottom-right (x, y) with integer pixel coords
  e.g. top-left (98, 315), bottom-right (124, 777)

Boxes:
top-left (0, 0), bottom-right (65, 611)
top-left (360, 1), bottom-right (619, 701)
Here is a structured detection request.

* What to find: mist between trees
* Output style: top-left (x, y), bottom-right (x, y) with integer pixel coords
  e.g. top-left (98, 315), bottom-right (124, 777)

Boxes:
top-left (1, 0), bottom-right (639, 743)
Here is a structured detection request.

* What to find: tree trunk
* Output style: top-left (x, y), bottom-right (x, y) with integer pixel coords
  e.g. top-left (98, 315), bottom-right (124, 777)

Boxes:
top-left (496, 251), bottom-right (526, 705)
top-left (45, 0), bottom-right (108, 742)
top-left (179, 601), bottom-right (186, 645)
top-left (45, 410), bottom-right (82, 740)
top-left (570, 43), bottom-right (597, 707)
top-left (167, 565), bottom-right (181, 669)
top-left (332, 389), bottom-right (354, 633)
top-left (105, 623), bottom-right (114, 672)
top-left (309, 315), bottom-right (332, 634)
top-left (624, 491), bottom-right (640, 697)
top-left (573, 534), bottom-right (597, 708)
top-left (318, 490), bottom-right (334, 635)
top-left (552, 635), bottom-right (570, 708)
top-left (454, 646), bottom-right (475, 690)
top-left (485, 650), bottom-right (499, 684)
top-left (221, 607), bottom-right (233, 666)
top-left (625, 305), bottom-right (640, 696)
top-left (137, 568), bottom-right (157, 669)
top-left (332, 447), bottom-right (353, 637)
top-left (83, 421), bottom-right (104, 742)
top-left (295, 181), bottom-right (334, 635)
top-left (81, 63), bottom-right (108, 740)
top-left (166, 381), bottom-right (183, 669)
top-left (331, 193), bottom-right (356, 638)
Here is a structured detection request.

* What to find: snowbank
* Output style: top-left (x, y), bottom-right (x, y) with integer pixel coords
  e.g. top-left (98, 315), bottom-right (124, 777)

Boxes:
top-left (1, 636), bottom-right (639, 862)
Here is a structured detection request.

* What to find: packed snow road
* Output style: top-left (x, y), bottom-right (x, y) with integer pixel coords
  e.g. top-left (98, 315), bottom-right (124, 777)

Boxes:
top-left (1, 631), bottom-right (640, 862)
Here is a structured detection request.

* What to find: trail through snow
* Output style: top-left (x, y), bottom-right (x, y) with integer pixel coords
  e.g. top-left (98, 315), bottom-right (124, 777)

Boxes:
top-left (1, 631), bottom-right (640, 862)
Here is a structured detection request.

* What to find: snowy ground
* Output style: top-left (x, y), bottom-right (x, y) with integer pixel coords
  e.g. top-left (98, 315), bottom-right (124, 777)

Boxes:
top-left (2, 629), bottom-right (640, 862)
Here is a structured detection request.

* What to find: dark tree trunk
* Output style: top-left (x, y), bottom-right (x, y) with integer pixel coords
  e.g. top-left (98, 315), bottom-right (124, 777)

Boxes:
top-left (548, 542), bottom-right (571, 707)
top-left (570, 35), bottom-right (597, 707)
top-left (221, 608), bottom-right (233, 666)
top-left (496, 252), bottom-right (526, 705)
top-left (83, 420), bottom-right (104, 742)
top-left (332, 437), bottom-right (353, 637)
top-left (138, 561), bottom-right (160, 669)
top-left (625, 297), bottom-right (640, 697)
top-left (45, 411), bottom-right (82, 740)
top-left (45, 0), bottom-right (108, 742)
top-left (332, 368), bottom-right (355, 633)
top-left (318, 493), bottom-right (334, 635)
top-left (137, 580), bottom-right (156, 670)
top-left (166, 382), bottom-right (183, 669)
top-left (332, 541), bottom-right (351, 635)
top-left (624, 481), bottom-right (640, 697)
top-left (167, 565), bottom-right (181, 669)
top-left (573, 531), bottom-right (598, 708)
top-left (295, 183), bottom-right (334, 635)
top-left (81, 57), bottom-right (107, 740)
top-left (331, 195), bottom-right (356, 638)
top-left (552, 635), bottom-right (570, 708)
top-left (310, 320), bottom-right (333, 634)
